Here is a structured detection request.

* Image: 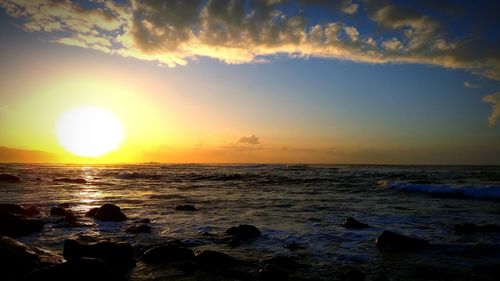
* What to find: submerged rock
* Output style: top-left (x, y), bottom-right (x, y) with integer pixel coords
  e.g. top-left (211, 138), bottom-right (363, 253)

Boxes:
top-left (63, 239), bottom-right (135, 268)
top-left (93, 204), bottom-right (127, 222)
top-left (125, 224), bottom-right (151, 234)
top-left (0, 173), bottom-right (21, 182)
top-left (24, 257), bottom-right (126, 281)
top-left (193, 250), bottom-right (238, 268)
top-left (284, 241), bottom-right (303, 251)
top-left (141, 243), bottom-right (194, 264)
top-left (375, 230), bottom-right (429, 252)
top-left (85, 207), bottom-right (100, 218)
top-left (175, 204), bottom-right (197, 211)
top-left (452, 223), bottom-right (500, 234)
top-left (53, 178), bottom-right (87, 184)
top-left (0, 204), bottom-right (43, 237)
top-left (342, 217), bottom-right (369, 229)
top-left (226, 224), bottom-right (261, 240)
top-left (50, 206), bottom-right (68, 217)
top-left (0, 203), bottom-right (40, 217)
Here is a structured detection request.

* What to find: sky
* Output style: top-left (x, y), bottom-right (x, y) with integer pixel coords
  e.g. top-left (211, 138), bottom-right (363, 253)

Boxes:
top-left (0, 0), bottom-right (499, 164)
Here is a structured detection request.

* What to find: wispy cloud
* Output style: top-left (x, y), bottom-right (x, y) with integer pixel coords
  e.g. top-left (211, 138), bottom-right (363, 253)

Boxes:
top-left (1, 0), bottom-right (499, 80)
top-left (483, 93), bottom-right (500, 127)
top-left (238, 134), bottom-right (260, 145)
top-left (463, 81), bottom-right (480, 88)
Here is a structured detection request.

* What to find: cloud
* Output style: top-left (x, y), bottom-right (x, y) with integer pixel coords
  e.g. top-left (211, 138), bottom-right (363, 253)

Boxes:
top-left (238, 134), bottom-right (260, 145)
top-left (483, 93), bottom-right (500, 127)
top-left (0, 0), bottom-right (499, 79)
top-left (463, 81), bottom-right (480, 88)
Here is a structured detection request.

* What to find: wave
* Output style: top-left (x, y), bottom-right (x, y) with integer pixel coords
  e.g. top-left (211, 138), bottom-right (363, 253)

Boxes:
top-left (378, 180), bottom-right (500, 199)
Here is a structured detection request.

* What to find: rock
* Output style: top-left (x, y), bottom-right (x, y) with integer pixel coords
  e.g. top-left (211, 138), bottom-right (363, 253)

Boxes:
top-left (342, 217), bottom-right (369, 229)
top-left (452, 223), bottom-right (500, 234)
top-left (63, 239), bottom-right (135, 268)
top-left (58, 203), bottom-right (71, 208)
top-left (0, 216), bottom-right (44, 237)
top-left (375, 230), bottom-right (429, 252)
top-left (0, 173), bottom-right (21, 182)
top-left (85, 207), bottom-right (100, 218)
top-left (125, 224), bottom-right (151, 234)
top-left (24, 257), bottom-right (127, 281)
top-left (1, 236), bottom-right (63, 279)
top-left (53, 178), bottom-right (87, 184)
top-left (141, 243), bottom-right (195, 264)
top-left (51, 206), bottom-right (68, 217)
top-left (259, 256), bottom-right (300, 281)
top-left (94, 204), bottom-right (127, 222)
top-left (175, 204), bottom-right (197, 211)
top-left (372, 273), bottom-right (390, 281)
top-left (134, 218), bottom-right (151, 224)
top-left (284, 241), bottom-right (302, 251)
top-left (226, 224), bottom-right (261, 240)
top-left (341, 268), bottom-right (365, 281)
top-left (0, 203), bottom-right (40, 217)
top-left (193, 250), bottom-right (238, 268)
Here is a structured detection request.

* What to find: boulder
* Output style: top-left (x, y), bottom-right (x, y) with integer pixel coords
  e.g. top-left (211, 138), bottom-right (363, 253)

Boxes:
top-left (94, 204), bottom-right (127, 222)
top-left (284, 241), bottom-right (302, 251)
top-left (175, 204), bottom-right (197, 211)
top-left (50, 206), bottom-right (68, 217)
top-left (53, 178), bottom-right (87, 184)
top-left (141, 243), bottom-right (194, 264)
top-left (63, 239), bottom-right (135, 268)
top-left (342, 217), bottom-right (369, 229)
top-left (0, 173), bottom-right (21, 182)
top-left (0, 217), bottom-right (44, 237)
top-left (193, 250), bottom-right (238, 268)
top-left (0, 203), bottom-right (40, 217)
top-left (340, 268), bottom-right (365, 281)
top-left (226, 224), bottom-right (261, 240)
top-left (125, 224), bottom-right (151, 234)
top-left (375, 230), bottom-right (429, 252)
top-left (452, 223), bottom-right (500, 234)
top-left (1, 236), bottom-right (63, 279)
top-left (85, 207), bottom-right (100, 218)
top-left (134, 218), bottom-right (151, 224)
top-left (24, 257), bottom-right (126, 281)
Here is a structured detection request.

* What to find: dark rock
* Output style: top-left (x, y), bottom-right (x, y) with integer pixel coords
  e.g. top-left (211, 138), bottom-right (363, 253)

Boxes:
top-left (63, 239), bottom-right (135, 268)
top-left (175, 204), bottom-right (197, 211)
top-left (125, 224), bottom-right (151, 234)
top-left (94, 204), bottom-right (127, 222)
top-left (193, 250), bottom-right (238, 268)
top-left (452, 223), bottom-right (500, 234)
top-left (481, 224), bottom-right (500, 232)
top-left (134, 218), bottom-right (151, 224)
top-left (259, 256), bottom-right (300, 281)
top-left (284, 241), bottom-right (302, 251)
top-left (372, 273), bottom-right (390, 281)
top-left (85, 207), bottom-right (100, 218)
top-left (0, 203), bottom-right (39, 217)
top-left (0, 216), bottom-right (44, 237)
top-left (53, 178), bottom-right (87, 184)
top-left (51, 206), bottom-right (68, 217)
top-left (0, 173), bottom-right (21, 182)
top-left (375, 230), bottom-right (429, 252)
top-left (141, 243), bottom-right (194, 264)
top-left (341, 268), bottom-right (365, 281)
top-left (342, 217), bottom-right (369, 229)
top-left (1, 236), bottom-right (63, 278)
top-left (58, 203), bottom-right (71, 208)
top-left (24, 257), bottom-right (126, 281)
top-left (226, 224), bottom-right (261, 240)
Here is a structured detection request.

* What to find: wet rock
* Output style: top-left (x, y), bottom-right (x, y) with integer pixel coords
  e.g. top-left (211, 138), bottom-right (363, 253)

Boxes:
top-left (53, 178), bottom-right (87, 184)
top-left (259, 256), bottom-right (300, 281)
top-left (175, 204), bottom-right (197, 211)
top-left (226, 224), bottom-right (261, 240)
top-left (0, 203), bottom-right (40, 217)
top-left (452, 223), bottom-right (500, 234)
top-left (342, 217), bottom-right (369, 229)
top-left (1, 236), bottom-right (63, 279)
top-left (85, 207), bottom-right (100, 218)
top-left (125, 224), bottom-right (151, 234)
top-left (193, 250), bottom-right (238, 268)
top-left (284, 241), bottom-right (302, 251)
top-left (24, 257), bottom-right (127, 281)
top-left (0, 173), bottom-right (21, 182)
top-left (94, 204), bottom-right (127, 222)
top-left (63, 239), bottom-right (135, 268)
top-left (341, 268), bottom-right (365, 281)
top-left (50, 206), bottom-right (68, 217)
top-left (141, 243), bottom-right (194, 264)
top-left (375, 230), bottom-right (429, 252)
top-left (0, 216), bottom-right (44, 237)
top-left (58, 203), bottom-right (71, 208)
top-left (134, 218), bottom-right (151, 224)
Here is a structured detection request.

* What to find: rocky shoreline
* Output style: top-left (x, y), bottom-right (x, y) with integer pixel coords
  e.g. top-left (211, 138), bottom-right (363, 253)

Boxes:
top-left (1, 200), bottom-right (499, 281)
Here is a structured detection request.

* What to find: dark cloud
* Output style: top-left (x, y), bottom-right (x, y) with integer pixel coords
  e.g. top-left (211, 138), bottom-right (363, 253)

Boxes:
top-left (238, 134), bottom-right (260, 145)
top-left (0, 0), bottom-right (499, 79)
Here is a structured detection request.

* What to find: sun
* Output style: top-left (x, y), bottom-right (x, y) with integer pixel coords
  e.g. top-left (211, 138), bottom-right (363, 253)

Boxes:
top-left (56, 106), bottom-right (124, 157)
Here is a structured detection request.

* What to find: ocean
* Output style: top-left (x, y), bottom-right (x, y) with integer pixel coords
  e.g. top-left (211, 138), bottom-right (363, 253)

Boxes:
top-left (1, 164), bottom-right (499, 280)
